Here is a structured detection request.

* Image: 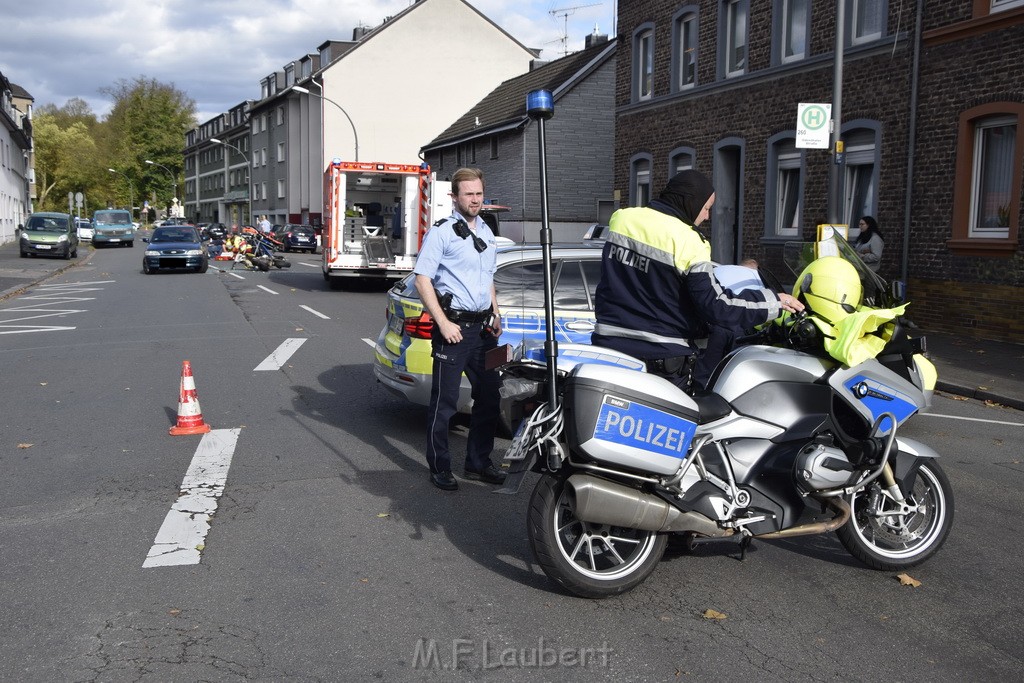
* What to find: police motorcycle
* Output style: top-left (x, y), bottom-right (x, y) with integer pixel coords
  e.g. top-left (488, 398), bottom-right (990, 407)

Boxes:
top-left (494, 229), bottom-right (953, 599)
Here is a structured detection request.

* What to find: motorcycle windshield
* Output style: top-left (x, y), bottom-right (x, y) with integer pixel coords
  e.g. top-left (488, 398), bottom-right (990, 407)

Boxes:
top-left (781, 229), bottom-right (893, 308)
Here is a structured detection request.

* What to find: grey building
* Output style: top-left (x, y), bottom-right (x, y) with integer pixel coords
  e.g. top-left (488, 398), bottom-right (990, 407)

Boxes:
top-left (421, 34), bottom-right (617, 243)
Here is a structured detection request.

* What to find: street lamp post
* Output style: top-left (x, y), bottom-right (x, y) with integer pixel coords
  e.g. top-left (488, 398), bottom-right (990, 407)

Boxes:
top-left (145, 159), bottom-right (179, 216)
top-left (210, 137), bottom-right (252, 226)
top-left (107, 168), bottom-right (135, 220)
top-left (292, 85), bottom-right (359, 161)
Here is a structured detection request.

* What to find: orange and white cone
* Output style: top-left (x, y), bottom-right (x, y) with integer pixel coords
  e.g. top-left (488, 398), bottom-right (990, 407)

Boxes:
top-left (169, 360), bottom-right (212, 435)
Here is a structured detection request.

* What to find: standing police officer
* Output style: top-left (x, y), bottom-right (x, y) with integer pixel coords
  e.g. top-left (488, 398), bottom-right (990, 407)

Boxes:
top-left (414, 167), bottom-right (507, 491)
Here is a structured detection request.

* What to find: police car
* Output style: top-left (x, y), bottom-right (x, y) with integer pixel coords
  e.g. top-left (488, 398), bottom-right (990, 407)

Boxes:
top-left (372, 242), bottom-right (606, 419)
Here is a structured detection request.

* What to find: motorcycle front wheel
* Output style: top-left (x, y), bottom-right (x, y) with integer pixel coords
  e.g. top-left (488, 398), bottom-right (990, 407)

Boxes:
top-left (837, 458), bottom-right (954, 570)
top-left (528, 474), bottom-right (667, 598)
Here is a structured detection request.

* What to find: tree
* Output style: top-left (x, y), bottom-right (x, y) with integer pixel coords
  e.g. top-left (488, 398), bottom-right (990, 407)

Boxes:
top-left (101, 77), bottom-right (197, 214)
top-left (32, 113), bottom-right (100, 212)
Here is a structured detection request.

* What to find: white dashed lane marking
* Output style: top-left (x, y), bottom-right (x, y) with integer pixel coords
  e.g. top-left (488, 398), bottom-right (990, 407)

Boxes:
top-left (254, 338), bottom-right (307, 371)
top-left (143, 428), bottom-right (240, 568)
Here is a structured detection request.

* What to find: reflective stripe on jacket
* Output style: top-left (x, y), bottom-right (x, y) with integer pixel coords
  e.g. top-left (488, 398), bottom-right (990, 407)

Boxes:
top-left (593, 206), bottom-right (783, 359)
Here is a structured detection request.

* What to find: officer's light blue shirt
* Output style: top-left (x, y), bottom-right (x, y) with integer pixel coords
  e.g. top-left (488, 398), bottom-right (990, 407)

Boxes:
top-left (414, 212), bottom-right (497, 312)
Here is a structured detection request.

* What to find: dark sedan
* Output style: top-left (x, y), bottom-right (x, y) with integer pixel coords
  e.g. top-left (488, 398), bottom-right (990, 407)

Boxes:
top-left (142, 226), bottom-right (209, 274)
top-left (272, 224), bottom-right (318, 253)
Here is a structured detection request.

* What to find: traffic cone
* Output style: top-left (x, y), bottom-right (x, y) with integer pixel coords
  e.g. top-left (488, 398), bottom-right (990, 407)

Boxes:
top-left (169, 360), bottom-right (211, 435)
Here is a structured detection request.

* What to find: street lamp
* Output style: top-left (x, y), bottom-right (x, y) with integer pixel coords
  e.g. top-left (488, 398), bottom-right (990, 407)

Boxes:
top-left (107, 168), bottom-right (135, 219)
top-left (210, 137), bottom-right (252, 226)
top-left (145, 160), bottom-right (178, 213)
top-left (292, 85), bottom-right (359, 161)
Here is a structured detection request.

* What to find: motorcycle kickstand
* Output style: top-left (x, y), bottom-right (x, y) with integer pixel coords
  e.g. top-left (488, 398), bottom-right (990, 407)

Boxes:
top-left (738, 535), bottom-right (753, 562)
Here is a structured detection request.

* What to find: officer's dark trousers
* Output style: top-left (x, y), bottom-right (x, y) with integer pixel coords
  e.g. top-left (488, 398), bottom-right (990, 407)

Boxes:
top-left (425, 322), bottom-right (501, 475)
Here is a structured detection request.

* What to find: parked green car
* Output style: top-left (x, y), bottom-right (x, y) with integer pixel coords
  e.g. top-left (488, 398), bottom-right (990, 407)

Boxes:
top-left (19, 212), bottom-right (80, 259)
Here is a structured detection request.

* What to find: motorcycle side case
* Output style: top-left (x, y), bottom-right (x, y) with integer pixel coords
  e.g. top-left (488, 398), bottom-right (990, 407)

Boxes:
top-left (565, 364), bottom-right (699, 476)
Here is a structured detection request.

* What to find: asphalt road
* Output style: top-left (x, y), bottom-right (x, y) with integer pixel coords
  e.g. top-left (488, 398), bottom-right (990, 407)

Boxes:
top-left (1, 244), bottom-right (1022, 682)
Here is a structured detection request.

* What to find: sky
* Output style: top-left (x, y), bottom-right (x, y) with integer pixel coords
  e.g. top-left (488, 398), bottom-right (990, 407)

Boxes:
top-left (0, 0), bottom-right (615, 123)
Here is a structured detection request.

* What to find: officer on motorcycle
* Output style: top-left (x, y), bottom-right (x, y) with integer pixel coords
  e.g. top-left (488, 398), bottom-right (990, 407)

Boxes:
top-left (592, 170), bottom-right (803, 391)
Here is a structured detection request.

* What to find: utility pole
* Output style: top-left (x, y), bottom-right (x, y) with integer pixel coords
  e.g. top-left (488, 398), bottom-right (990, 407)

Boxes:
top-left (827, 0), bottom-right (847, 225)
top-left (548, 3), bottom-right (601, 57)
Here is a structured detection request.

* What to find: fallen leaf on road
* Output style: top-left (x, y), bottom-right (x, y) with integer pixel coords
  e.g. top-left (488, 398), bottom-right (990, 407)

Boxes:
top-left (168, 608), bottom-right (181, 617)
top-left (195, 543), bottom-right (205, 551)
top-left (897, 573), bottom-right (921, 587)
top-left (39, 382), bottom-right (47, 386)
top-left (702, 609), bottom-right (727, 620)
top-left (18, 443), bottom-right (33, 449)
top-left (377, 513), bottom-right (390, 518)
top-left (359, 578), bottom-right (369, 583)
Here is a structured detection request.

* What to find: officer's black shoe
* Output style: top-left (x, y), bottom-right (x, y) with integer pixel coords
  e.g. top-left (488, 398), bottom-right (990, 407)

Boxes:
top-left (463, 464), bottom-right (507, 485)
top-left (430, 471), bottom-right (458, 491)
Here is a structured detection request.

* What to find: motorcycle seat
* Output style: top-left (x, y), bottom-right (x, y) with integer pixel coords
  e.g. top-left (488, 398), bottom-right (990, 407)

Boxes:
top-left (690, 390), bottom-right (732, 423)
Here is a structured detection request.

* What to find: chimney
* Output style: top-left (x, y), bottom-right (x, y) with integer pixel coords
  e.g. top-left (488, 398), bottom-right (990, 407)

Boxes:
top-left (585, 25), bottom-right (609, 49)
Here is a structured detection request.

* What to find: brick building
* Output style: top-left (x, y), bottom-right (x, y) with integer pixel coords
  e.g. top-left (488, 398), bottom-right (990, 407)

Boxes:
top-left (614, 1), bottom-right (1023, 343)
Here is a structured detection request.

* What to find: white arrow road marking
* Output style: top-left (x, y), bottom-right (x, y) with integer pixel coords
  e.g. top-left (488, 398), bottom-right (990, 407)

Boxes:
top-left (362, 338), bottom-right (375, 348)
top-left (254, 337), bottom-right (307, 371)
top-left (0, 281), bottom-right (112, 334)
top-left (300, 305), bottom-right (329, 319)
top-left (143, 428), bottom-right (240, 568)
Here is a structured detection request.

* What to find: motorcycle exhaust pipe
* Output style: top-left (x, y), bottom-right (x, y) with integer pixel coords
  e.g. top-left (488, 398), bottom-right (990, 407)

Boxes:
top-left (755, 497), bottom-right (851, 539)
top-left (567, 474), bottom-right (732, 537)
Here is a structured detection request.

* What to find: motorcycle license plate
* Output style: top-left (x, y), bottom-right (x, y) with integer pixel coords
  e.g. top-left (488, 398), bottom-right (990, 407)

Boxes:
top-left (503, 420), bottom-right (533, 462)
top-left (494, 421), bottom-right (537, 496)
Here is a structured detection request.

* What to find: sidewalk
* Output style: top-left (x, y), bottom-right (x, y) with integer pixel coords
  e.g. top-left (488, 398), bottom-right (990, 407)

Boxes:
top-left (0, 236), bottom-right (95, 301)
top-left (1, 237), bottom-right (1022, 411)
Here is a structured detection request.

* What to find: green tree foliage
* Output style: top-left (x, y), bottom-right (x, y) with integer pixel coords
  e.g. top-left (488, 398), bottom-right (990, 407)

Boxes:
top-left (30, 78), bottom-right (196, 218)
top-left (32, 111), bottom-right (100, 212)
top-left (101, 77), bottom-right (196, 213)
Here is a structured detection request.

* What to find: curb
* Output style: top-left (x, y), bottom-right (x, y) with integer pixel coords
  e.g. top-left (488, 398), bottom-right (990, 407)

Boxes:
top-left (936, 380), bottom-right (1024, 413)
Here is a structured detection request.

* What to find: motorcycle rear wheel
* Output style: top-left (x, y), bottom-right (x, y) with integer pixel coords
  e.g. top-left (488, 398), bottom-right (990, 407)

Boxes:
top-left (528, 474), bottom-right (667, 598)
top-left (837, 458), bottom-right (953, 570)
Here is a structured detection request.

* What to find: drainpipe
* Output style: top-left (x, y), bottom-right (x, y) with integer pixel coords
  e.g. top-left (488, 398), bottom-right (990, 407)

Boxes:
top-left (901, 0), bottom-right (924, 288)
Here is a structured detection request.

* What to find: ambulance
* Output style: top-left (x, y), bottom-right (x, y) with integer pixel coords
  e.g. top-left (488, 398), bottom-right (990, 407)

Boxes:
top-left (321, 159), bottom-right (451, 287)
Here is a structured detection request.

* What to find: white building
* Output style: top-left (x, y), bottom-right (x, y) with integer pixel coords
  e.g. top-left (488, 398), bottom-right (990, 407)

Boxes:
top-left (0, 72), bottom-right (33, 245)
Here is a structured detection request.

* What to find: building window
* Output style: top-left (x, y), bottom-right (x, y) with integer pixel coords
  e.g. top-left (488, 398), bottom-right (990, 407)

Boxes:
top-left (277, 142), bottom-right (285, 163)
top-left (277, 107), bottom-right (284, 126)
top-left (277, 179), bottom-right (286, 199)
top-left (991, 0), bottom-right (1024, 12)
top-left (672, 8), bottom-right (699, 91)
top-left (490, 136), bottom-right (499, 160)
top-left (633, 24), bottom-right (655, 101)
top-left (970, 117), bottom-right (1016, 238)
top-left (779, 0), bottom-right (810, 63)
top-left (723, 0), bottom-right (749, 77)
top-left (630, 154), bottom-right (652, 207)
top-left (251, 120), bottom-right (258, 135)
top-left (850, 0), bottom-right (884, 45)
top-left (261, 182), bottom-right (267, 201)
top-left (841, 125), bottom-right (881, 230)
top-left (261, 115), bottom-right (268, 132)
top-left (766, 135), bottom-right (802, 239)
top-left (262, 148), bottom-right (268, 166)
top-left (951, 104), bottom-right (1022, 254)
top-left (669, 146), bottom-right (696, 177)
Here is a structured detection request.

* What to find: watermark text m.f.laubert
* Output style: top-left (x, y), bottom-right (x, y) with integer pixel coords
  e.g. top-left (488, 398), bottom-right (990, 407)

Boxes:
top-left (412, 637), bottom-right (613, 670)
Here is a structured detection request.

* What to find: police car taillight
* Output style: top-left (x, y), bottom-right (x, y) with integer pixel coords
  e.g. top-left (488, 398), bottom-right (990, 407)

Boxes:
top-left (404, 312), bottom-right (434, 339)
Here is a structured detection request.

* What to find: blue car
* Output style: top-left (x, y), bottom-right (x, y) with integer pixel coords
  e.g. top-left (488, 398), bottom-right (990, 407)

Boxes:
top-left (142, 226), bottom-right (209, 274)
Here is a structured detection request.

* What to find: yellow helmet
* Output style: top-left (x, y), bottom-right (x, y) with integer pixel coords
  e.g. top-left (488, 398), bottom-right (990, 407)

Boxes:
top-left (793, 256), bottom-right (862, 323)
